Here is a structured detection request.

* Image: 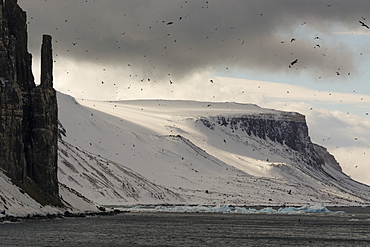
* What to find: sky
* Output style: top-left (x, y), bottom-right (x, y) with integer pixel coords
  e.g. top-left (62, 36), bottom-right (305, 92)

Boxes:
top-left (18, 0), bottom-right (370, 185)
top-left (18, 0), bottom-right (370, 99)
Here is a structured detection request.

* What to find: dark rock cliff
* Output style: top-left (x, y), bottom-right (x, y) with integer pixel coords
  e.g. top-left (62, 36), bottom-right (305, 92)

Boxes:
top-left (200, 112), bottom-right (341, 170)
top-left (0, 0), bottom-right (59, 205)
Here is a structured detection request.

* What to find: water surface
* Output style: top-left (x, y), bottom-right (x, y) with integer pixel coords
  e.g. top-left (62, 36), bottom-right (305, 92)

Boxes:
top-left (1, 208), bottom-right (369, 246)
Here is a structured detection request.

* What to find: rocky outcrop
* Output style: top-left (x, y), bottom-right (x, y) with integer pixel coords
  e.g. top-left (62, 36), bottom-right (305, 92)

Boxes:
top-left (0, 0), bottom-right (60, 205)
top-left (200, 113), bottom-right (327, 168)
top-left (40, 35), bottom-right (53, 88)
top-left (29, 35), bottom-right (59, 200)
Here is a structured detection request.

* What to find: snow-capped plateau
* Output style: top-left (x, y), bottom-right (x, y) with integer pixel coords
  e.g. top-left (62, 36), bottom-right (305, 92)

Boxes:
top-left (1, 92), bottom-right (370, 217)
top-left (57, 92), bottom-right (370, 207)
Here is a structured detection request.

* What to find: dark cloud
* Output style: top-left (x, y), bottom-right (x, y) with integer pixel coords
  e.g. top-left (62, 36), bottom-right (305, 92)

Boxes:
top-left (20, 0), bottom-right (370, 82)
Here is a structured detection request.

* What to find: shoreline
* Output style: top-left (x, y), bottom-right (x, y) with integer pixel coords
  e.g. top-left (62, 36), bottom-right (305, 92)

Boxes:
top-left (0, 208), bottom-right (128, 223)
top-left (2, 205), bottom-right (369, 223)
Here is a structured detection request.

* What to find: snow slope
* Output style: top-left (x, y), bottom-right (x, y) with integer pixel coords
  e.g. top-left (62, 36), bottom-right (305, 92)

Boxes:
top-left (57, 92), bottom-right (370, 207)
top-left (0, 169), bottom-right (96, 218)
top-left (1, 92), bottom-right (369, 217)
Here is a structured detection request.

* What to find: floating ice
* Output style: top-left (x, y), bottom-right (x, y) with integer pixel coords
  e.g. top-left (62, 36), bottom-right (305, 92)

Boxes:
top-left (297, 204), bottom-right (332, 213)
top-left (154, 205), bottom-right (232, 213)
top-left (131, 203), bottom-right (344, 214)
top-left (258, 207), bottom-right (277, 213)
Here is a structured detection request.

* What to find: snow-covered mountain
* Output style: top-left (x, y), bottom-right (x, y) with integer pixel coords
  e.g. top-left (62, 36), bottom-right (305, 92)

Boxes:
top-left (1, 92), bottom-right (370, 217)
top-left (57, 92), bottom-right (370, 207)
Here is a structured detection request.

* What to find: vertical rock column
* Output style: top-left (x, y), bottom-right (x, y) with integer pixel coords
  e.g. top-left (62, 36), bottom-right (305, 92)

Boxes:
top-left (40, 35), bottom-right (53, 87)
top-left (30, 34), bottom-right (59, 202)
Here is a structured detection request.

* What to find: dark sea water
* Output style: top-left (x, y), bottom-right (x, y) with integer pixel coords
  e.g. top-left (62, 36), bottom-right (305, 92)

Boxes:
top-left (1, 207), bottom-right (370, 247)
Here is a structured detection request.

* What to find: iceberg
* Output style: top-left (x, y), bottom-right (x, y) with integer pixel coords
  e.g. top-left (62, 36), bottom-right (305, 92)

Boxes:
top-left (258, 207), bottom-right (278, 213)
top-left (297, 204), bottom-right (329, 213)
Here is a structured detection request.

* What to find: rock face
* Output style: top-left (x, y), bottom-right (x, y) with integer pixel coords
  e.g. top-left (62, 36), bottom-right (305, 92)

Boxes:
top-left (0, 0), bottom-right (59, 205)
top-left (30, 35), bottom-right (59, 200)
top-left (200, 113), bottom-right (340, 169)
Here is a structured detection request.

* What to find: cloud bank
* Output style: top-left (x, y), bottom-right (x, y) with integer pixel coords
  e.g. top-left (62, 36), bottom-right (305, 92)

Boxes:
top-left (20, 0), bottom-right (370, 84)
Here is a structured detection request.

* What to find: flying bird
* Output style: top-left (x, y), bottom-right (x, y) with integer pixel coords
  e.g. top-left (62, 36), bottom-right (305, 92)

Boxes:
top-left (289, 59), bottom-right (298, 68)
top-left (359, 20), bottom-right (369, 29)
top-left (290, 38), bottom-right (295, 42)
top-left (167, 21), bottom-right (174, 25)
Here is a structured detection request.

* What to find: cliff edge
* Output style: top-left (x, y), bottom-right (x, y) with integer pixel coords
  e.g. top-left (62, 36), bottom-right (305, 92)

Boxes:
top-left (0, 0), bottom-right (59, 205)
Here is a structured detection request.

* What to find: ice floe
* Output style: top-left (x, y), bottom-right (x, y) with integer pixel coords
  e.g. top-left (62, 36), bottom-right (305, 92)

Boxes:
top-left (131, 203), bottom-right (344, 214)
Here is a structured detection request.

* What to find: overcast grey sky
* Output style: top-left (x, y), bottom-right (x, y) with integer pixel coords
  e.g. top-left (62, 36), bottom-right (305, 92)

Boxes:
top-left (19, 0), bottom-right (370, 91)
top-left (16, 0), bottom-right (370, 185)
